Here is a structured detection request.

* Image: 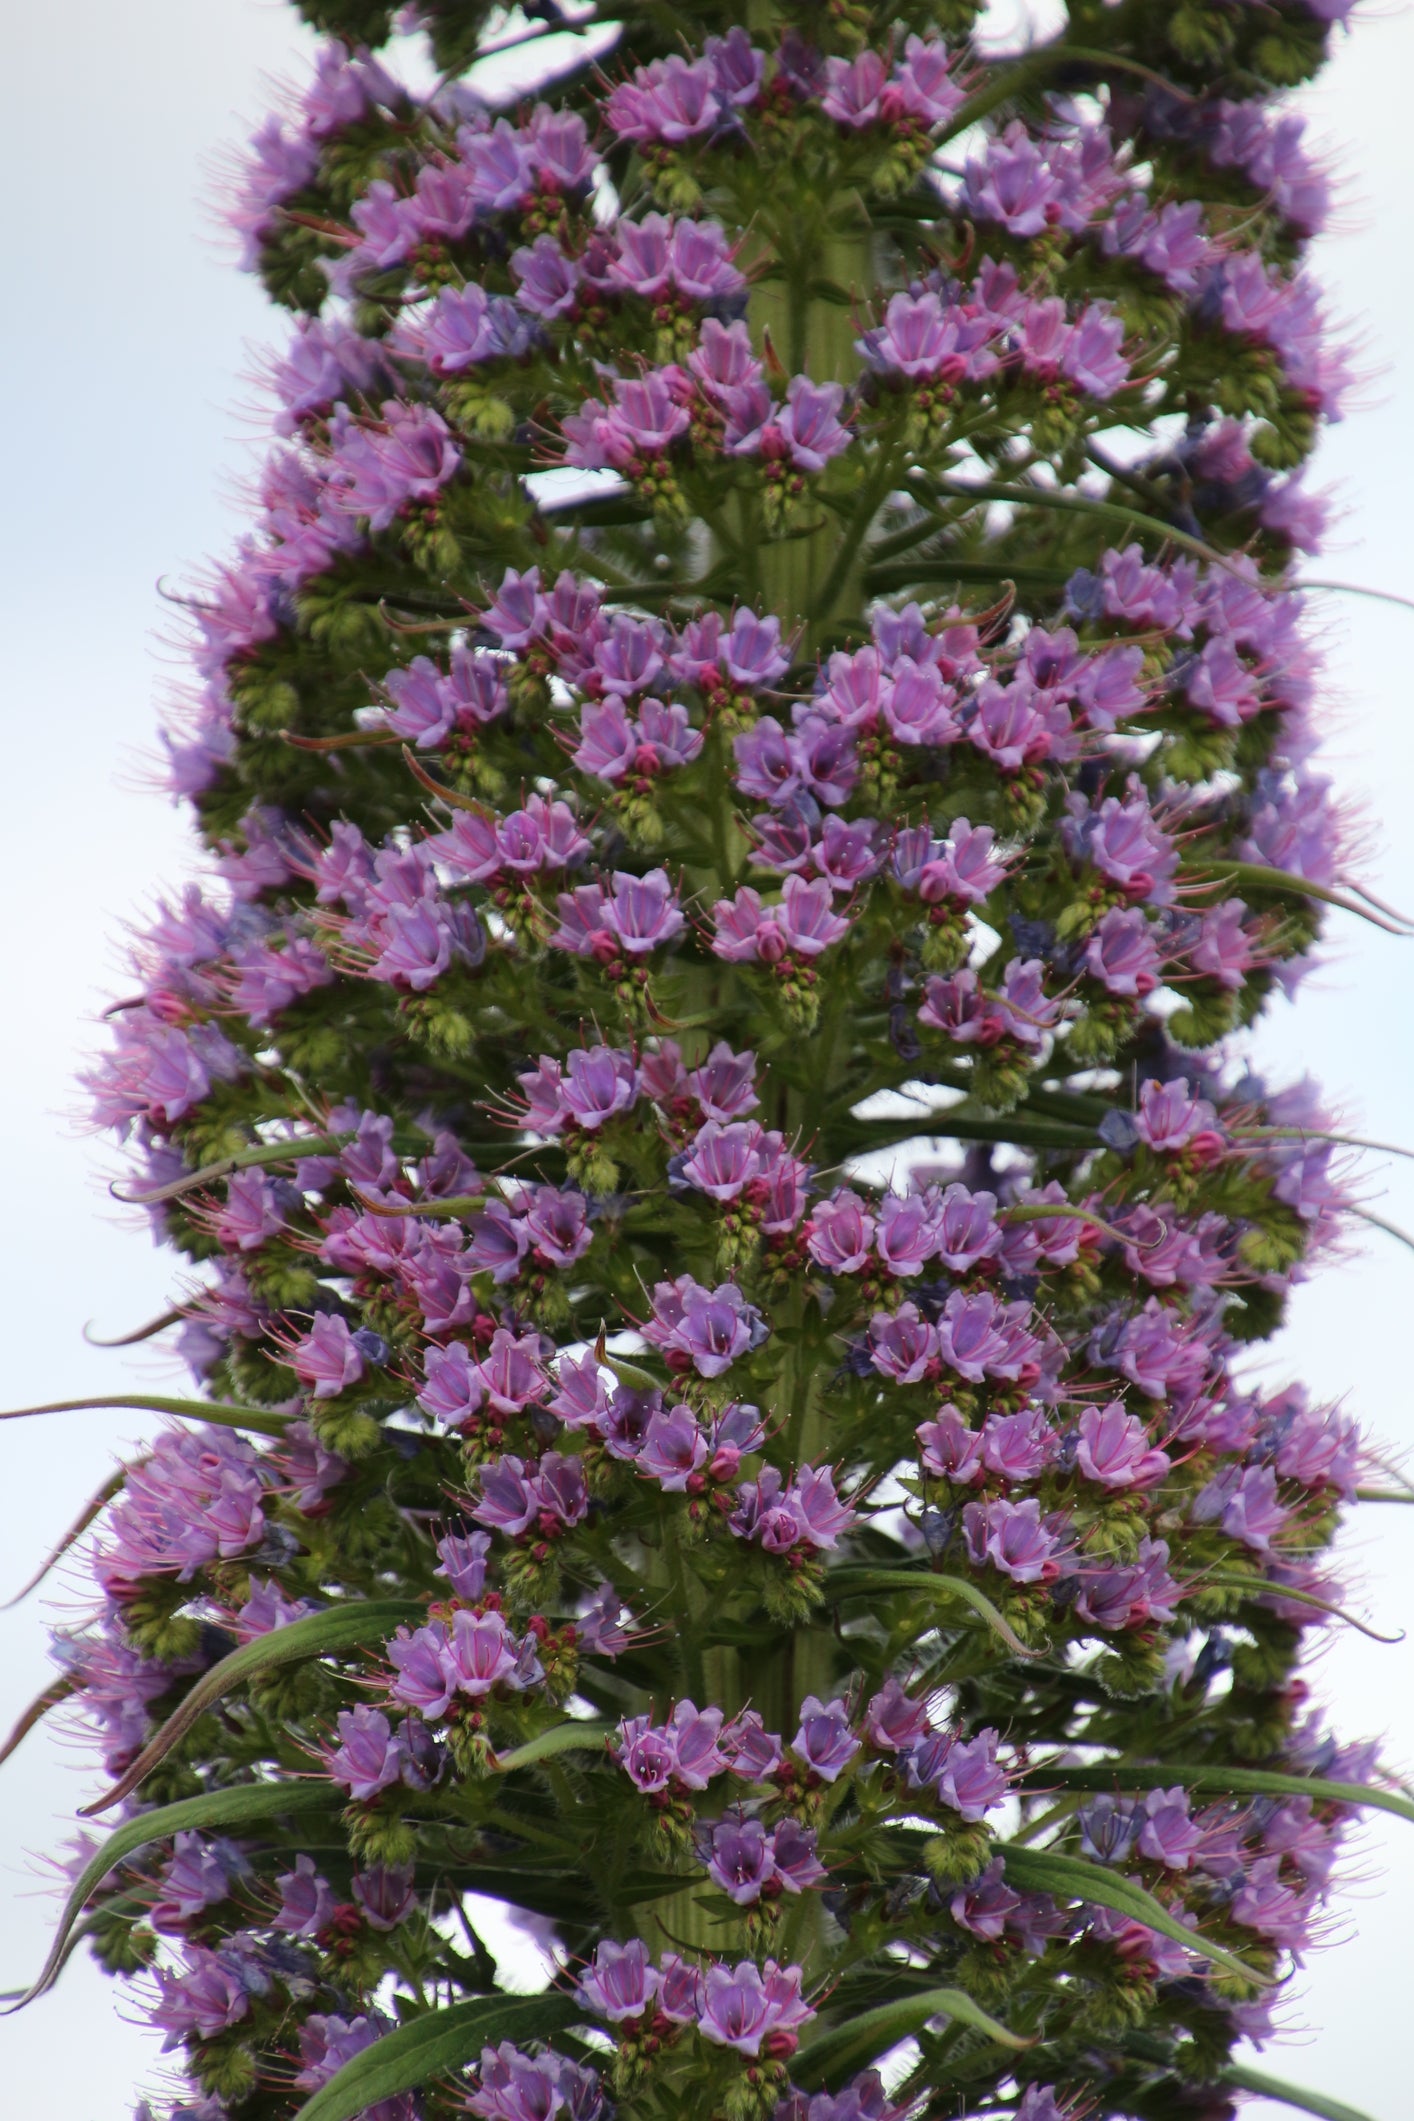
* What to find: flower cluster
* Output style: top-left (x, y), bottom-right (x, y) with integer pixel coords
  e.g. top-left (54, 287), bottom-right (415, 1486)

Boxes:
top-left (23, 10), bottom-right (1391, 2121)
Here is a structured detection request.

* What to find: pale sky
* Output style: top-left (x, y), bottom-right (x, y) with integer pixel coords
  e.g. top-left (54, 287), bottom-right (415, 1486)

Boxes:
top-left (2, 5), bottom-right (1412, 2116)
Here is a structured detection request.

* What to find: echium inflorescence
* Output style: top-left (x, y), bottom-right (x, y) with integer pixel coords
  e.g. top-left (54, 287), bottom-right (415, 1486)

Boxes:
top-left (11, 4), bottom-right (1402, 2121)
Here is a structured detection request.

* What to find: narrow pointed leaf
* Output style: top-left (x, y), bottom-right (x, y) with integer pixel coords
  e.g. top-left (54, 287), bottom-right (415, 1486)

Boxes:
top-left (792, 1988), bottom-right (1033, 2090)
top-left (9, 1780), bottom-right (335, 2010)
top-left (997, 1845), bottom-right (1269, 1984)
top-left (495, 1721), bottom-right (615, 1773)
top-left (110, 1131), bottom-right (351, 1206)
top-left (83, 1308), bottom-right (184, 1347)
top-left (0, 1395), bottom-right (292, 1437)
top-left (1028, 1760), bottom-right (1414, 1830)
top-left (1180, 858), bottom-right (1413, 935)
top-left (0, 1677), bottom-right (77, 1771)
top-left (1200, 1571), bottom-right (1403, 1645)
top-left (2, 1463), bottom-right (133, 1608)
top-left (1222, 2063), bottom-right (1378, 2121)
top-left (291, 1991), bottom-right (583, 2121)
top-left (824, 1568), bottom-right (1039, 1657)
top-left (82, 1598), bottom-right (424, 1814)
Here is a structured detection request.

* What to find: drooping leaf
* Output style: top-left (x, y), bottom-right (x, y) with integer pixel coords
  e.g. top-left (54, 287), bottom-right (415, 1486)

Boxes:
top-left (8, 1779), bottom-right (336, 2010)
top-left (0, 1677), bottom-right (77, 1771)
top-left (2, 1463), bottom-right (133, 1608)
top-left (0, 1395), bottom-right (293, 1437)
top-left (1179, 858), bottom-right (1414, 935)
top-left (996, 1845), bottom-right (1269, 1985)
top-left (109, 1130), bottom-right (352, 1207)
top-left (82, 1598), bottom-right (424, 1814)
top-left (1029, 1760), bottom-right (1414, 1830)
top-left (791, 1987), bottom-right (1033, 2091)
top-left (291, 1990), bottom-right (584, 2121)
top-left (824, 1568), bottom-right (1039, 1657)
top-left (1200, 1571), bottom-right (1403, 1645)
top-left (1222, 2062), bottom-right (1379, 2121)
top-left (494, 1721), bottom-right (615, 1773)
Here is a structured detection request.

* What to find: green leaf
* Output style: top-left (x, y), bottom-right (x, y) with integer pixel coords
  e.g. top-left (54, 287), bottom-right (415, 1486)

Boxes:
top-left (291, 1991), bottom-right (583, 2121)
top-left (0, 1677), bottom-right (76, 1771)
top-left (1031, 1760), bottom-right (1414, 1830)
top-left (0, 1395), bottom-right (293, 1437)
top-left (1222, 2063), bottom-right (1379, 2121)
top-left (791, 1988), bottom-right (1033, 2091)
top-left (824, 1569), bottom-right (1039, 1657)
top-left (7, 1780), bottom-right (336, 2010)
top-left (1200, 1571), bottom-right (1402, 1645)
top-left (82, 1598), bottom-right (424, 1814)
top-left (494, 1722), bottom-right (615, 1773)
top-left (1180, 858), bottom-right (1413, 936)
top-left (997, 1845), bottom-right (1269, 1985)
top-left (2, 1463), bottom-right (132, 1608)
top-left (109, 1130), bottom-right (352, 1207)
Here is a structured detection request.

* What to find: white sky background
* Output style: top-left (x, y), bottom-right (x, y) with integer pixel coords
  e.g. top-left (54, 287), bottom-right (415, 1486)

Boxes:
top-left (1, 2), bottom-right (1412, 2114)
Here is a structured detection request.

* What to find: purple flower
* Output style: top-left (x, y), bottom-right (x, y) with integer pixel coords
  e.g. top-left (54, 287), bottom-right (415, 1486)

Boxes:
top-left (681, 1120), bottom-right (764, 1201)
top-left (936, 1289), bottom-right (1041, 1385)
top-left (697, 1958), bottom-right (814, 2057)
top-left (388, 1622), bottom-right (458, 1718)
top-left (418, 1345), bottom-right (482, 1436)
top-left (295, 2015), bottom-right (414, 2121)
top-left (473, 1456), bottom-right (540, 1536)
top-left (1137, 1786), bottom-right (1201, 1870)
top-left (151, 1944), bottom-right (256, 2043)
top-left (436, 1529), bottom-right (491, 1601)
top-left (701, 1812), bottom-right (776, 1904)
top-left (982, 1407), bottom-right (1058, 1484)
top-left (1134, 1078), bottom-right (1221, 1153)
top-left (774, 377), bottom-right (851, 471)
top-left (604, 55), bottom-right (721, 146)
top-left (950, 1858), bottom-right (1022, 1941)
top-left (905, 1728), bottom-right (1009, 1821)
top-left (577, 1938), bottom-right (659, 2023)
top-left (1084, 906), bottom-right (1161, 997)
top-left (440, 1608), bottom-right (522, 1696)
top-left (667, 1699), bottom-right (730, 1787)
top-left (722, 1710), bottom-right (784, 1782)
top-left (963, 1497), bottom-right (1066, 1584)
top-left (894, 35), bottom-right (964, 125)
top-left (602, 868), bottom-right (686, 955)
top-left (1074, 1403), bottom-right (1170, 1489)
top-left (1193, 1463), bottom-right (1290, 1552)
top-left (868, 1302), bottom-right (939, 1384)
top-left (789, 1466), bottom-right (857, 1549)
top-left (617, 1714), bottom-right (677, 1793)
top-left (807, 1190), bottom-right (876, 1274)
top-left (150, 1833), bottom-right (246, 1931)
top-left (473, 1330), bottom-right (547, 1416)
top-left (352, 1862), bottom-right (417, 1931)
top-left (917, 1406), bottom-right (987, 1485)
top-left (864, 1677), bottom-right (932, 1751)
top-left (328, 402), bottom-right (462, 531)
top-left (389, 284), bottom-right (520, 375)
top-left (643, 1274), bottom-right (767, 1377)
top-left (326, 1706), bottom-right (411, 1801)
top-left (272, 1854), bottom-right (336, 1938)
top-left (524, 1185), bottom-right (593, 1268)
top-left (792, 1696), bottom-right (860, 1782)
top-left (637, 1404), bottom-right (708, 1490)
top-left (512, 233), bottom-right (583, 319)
top-left (821, 49), bottom-right (889, 128)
